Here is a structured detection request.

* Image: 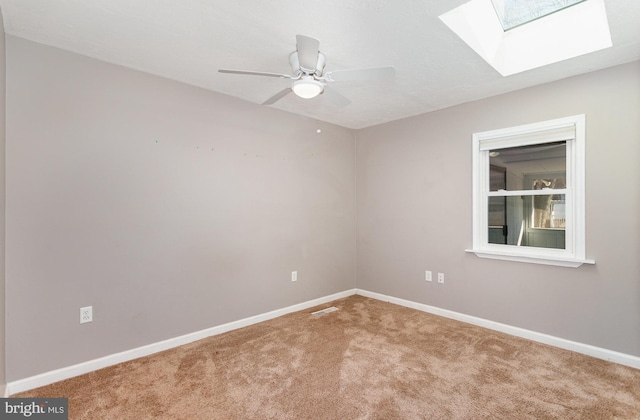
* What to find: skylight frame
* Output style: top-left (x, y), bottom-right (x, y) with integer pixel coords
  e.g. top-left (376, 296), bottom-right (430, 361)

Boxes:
top-left (439, 0), bottom-right (612, 76)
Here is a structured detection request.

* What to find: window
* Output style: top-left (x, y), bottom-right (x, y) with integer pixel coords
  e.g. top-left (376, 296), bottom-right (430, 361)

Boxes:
top-left (467, 115), bottom-right (594, 267)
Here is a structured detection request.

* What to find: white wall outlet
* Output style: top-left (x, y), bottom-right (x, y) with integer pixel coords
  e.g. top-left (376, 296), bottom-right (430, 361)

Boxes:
top-left (425, 270), bottom-right (432, 281)
top-left (291, 271), bottom-right (298, 282)
top-left (80, 306), bottom-right (93, 324)
top-left (437, 273), bottom-right (445, 284)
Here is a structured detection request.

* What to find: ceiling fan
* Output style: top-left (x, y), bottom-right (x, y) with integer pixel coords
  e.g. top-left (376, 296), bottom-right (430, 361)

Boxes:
top-left (218, 35), bottom-right (395, 107)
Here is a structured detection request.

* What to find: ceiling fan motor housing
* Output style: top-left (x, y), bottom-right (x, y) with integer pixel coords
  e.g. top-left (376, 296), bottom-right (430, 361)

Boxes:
top-left (289, 51), bottom-right (326, 77)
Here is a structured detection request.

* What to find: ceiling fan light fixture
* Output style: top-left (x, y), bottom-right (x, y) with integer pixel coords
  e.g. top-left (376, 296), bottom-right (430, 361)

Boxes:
top-left (292, 78), bottom-right (324, 99)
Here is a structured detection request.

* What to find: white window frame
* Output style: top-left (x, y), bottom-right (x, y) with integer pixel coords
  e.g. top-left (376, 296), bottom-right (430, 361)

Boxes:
top-left (467, 114), bottom-right (595, 268)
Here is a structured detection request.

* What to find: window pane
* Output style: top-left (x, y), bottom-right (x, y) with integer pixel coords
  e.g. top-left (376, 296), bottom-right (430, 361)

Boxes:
top-left (488, 195), bottom-right (565, 249)
top-left (490, 164), bottom-right (506, 191)
top-left (490, 0), bottom-right (586, 31)
top-left (489, 142), bottom-right (566, 191)
top-left (488, 196), bottom-right (521, 246)
top-left (531, 177), bottom-right (565, 191)
top-left (530, 194), bottom-right (566, 229)
top-left (488, 196), bottom-right (506, 227)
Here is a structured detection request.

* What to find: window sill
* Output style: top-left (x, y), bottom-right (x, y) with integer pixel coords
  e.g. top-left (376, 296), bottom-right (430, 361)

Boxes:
top-left (465, 249), bottom-right (595, 268)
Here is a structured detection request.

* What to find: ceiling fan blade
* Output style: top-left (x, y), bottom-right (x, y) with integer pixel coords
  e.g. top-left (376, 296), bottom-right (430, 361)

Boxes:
top-left (219, 69), bottom-right (292, 79)
top-left (322, 85), bottom-right (351, 108)
top-left (326, 66), bottom-right (395, 82)
top-left (296, 35), bottom-right (320, 71)
top-left (262, 88), bottom-right (292, 105)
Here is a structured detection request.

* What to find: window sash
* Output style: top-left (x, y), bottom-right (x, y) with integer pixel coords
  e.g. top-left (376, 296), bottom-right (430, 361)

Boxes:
top-left (487, 189), bottom-right (568, 197)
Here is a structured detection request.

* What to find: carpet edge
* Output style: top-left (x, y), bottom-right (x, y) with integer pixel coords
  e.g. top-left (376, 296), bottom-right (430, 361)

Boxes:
top-left (7, 289), bottom-right (358, 395)
top-left (356, 288), bottom-right (640, 370)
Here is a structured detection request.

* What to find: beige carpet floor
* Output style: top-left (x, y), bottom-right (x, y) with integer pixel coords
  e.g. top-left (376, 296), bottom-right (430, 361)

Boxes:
top-left (13, 295), bottom-right (640, 419)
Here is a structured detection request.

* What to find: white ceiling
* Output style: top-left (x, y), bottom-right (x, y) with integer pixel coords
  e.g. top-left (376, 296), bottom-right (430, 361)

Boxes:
top-left (1, 0), bottom-right (639, 129)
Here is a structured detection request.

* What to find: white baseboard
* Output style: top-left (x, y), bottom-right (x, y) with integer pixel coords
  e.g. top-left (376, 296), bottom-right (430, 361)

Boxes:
top-left (356, 289), bottom-right (640, 370)
top-left (7, 289), bottom-right (357, 395)
top-left (9, 287), bottom-right (638, 395)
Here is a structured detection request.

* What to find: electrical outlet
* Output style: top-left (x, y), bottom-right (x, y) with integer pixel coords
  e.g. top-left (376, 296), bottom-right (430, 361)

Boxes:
top-left (80, 306), bottom-right (93, 324)
top-left (291, 271), bottom-right (298, 282)
top-left (437, 273), bottom-right (445, 284)
top-left (425, 270), bottom-right (432, 281)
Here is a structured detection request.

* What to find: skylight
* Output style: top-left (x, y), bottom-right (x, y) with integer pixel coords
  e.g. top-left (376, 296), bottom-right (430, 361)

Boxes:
top-left (439, 0), bottom-right (612, 76)
top-left (491, 0), bottom-right (587, 31)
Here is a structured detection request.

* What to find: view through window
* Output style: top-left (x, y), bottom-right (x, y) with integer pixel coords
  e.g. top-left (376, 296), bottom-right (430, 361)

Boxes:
top-left (490, 0), bottom-right (587, 30)
top-left (488, 142), bottom-right (567, 249)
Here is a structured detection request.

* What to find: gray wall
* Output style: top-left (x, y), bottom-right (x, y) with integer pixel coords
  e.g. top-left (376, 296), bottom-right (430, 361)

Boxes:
top-left (0, 5), bottom-right (6, 397)
top-left (356, 60), bottom-right (640, 357)
top-left (5, 36), bottom-right (356, 381)
top-left (4, 33), bottom-right (639, 383)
